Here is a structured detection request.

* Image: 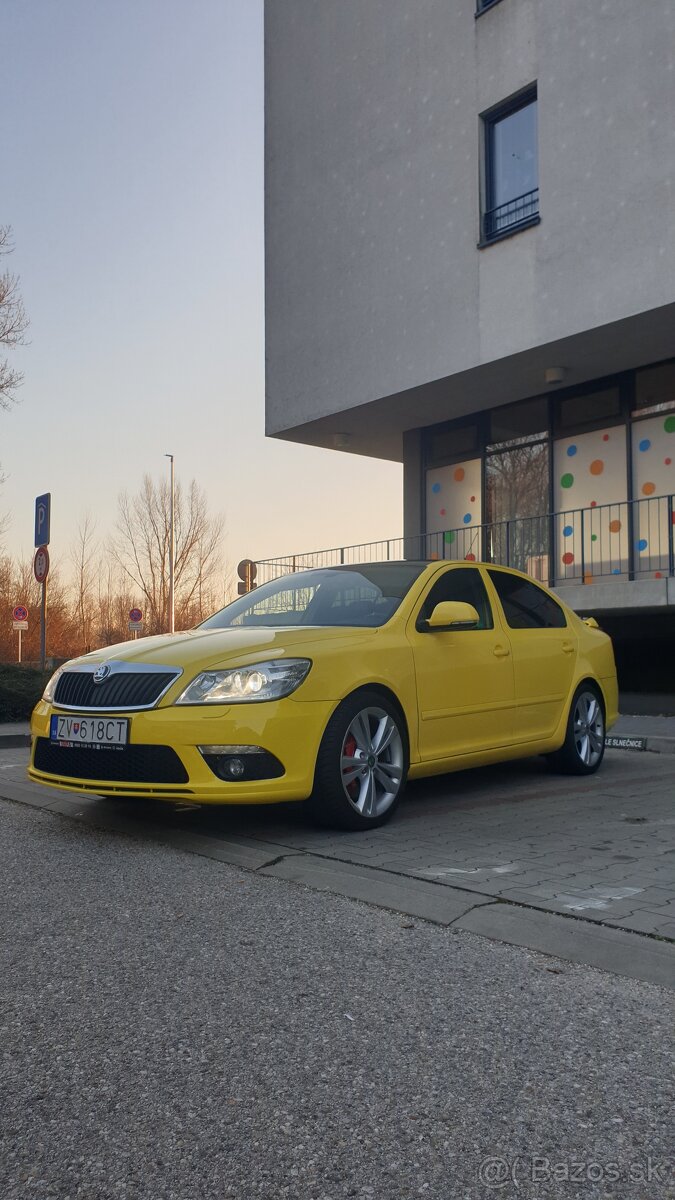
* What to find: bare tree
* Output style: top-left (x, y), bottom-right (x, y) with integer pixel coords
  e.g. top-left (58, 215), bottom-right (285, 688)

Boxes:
top-left (0, 225), bottom-right (29, 413)
top-left (69, 514), bottom-right (98, 654)
top-left (110, 474), bottom-right (223, 633)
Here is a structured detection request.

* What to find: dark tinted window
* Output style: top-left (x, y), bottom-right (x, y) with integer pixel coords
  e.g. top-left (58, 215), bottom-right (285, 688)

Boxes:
top-left (200, 564), bottom-right (427, 629)
top-left (489, 571), bottom-right (566, 629)
top-left (419, 568), bottom-right (493, 630)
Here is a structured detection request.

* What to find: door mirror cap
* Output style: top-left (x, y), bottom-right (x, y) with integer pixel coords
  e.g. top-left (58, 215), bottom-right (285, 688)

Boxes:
top-left (425, 601), bottom-right (480, 630)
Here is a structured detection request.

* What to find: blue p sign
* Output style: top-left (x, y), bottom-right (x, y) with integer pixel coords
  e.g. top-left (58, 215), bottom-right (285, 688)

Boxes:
top-left (34, 493), bottom-right (51, 547)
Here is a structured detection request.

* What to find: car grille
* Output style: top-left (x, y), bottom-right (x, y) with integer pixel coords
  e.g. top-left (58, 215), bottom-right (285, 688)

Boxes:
top-left (34, 739), bottom-right (189, 784)
top-left (54, 671), bottom-right (178, 710)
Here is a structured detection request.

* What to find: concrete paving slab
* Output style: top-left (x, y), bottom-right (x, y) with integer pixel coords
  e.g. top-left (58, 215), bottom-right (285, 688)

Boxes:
top-left (456, 904), bottom-right (675, 990)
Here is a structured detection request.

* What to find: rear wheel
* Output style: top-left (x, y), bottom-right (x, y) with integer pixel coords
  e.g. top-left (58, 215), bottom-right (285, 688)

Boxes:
top-left (548, 684), bottom-right (605, 775)
top-left (306, 691), bottom-right (408, 830)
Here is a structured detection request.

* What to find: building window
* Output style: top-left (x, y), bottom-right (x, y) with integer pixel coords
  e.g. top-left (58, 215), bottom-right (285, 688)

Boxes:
top-left (476, 0), bottom-right (504, 13)
top-left (633, 361), bottom-right (675, 418)
top-left (482, 89), bottom-right (538, 244)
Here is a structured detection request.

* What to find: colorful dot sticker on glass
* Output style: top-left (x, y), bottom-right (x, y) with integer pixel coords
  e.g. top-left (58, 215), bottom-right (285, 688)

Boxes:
top-left (560, 473), bottom-right (574, 488)
top-left (465, 553), bottom-right (476, 562)
top-left (439, 508), bottom-right (446, 516)
top-left (664, 416), bottom-right (675, 433)
top-left (454, 467), bottom-right (465, 482)
top-left (566, 445), bottom-right (577, 457)
top-left (562, 524), bottom-right (573, 537)
top-left (431, 483), bottom-right (441, 494)
top-left (642, 482), bottom-right (656, 496)
top-left (589, 459), bottom-right (604, 476)
top-left (639, 438), bottom-right (651, 452)
top-left (602, 434), bottom-right (610, 442)
top-left (612, 568), bottom-right (621, 575)
top-left (562, 552), bottom-right (574, 565)
top-left (591, 534), bottom-right (598, 542)
top-left (470, 496), bottom-right (476, 503)
top-left (430, 552), bottom-right (440, 560)
top-left (590, 500), bottom-right (597, 507)
top-left (444, 530), bottom-right (455, 544)
top-left (637, 538), bottom-right (648, 552)
top-left (609, 519), bottom-right (622, 533)
top-left (666, 458), bottom-right (672, 466)
top-left (463, 513), bottom-right (472, 524)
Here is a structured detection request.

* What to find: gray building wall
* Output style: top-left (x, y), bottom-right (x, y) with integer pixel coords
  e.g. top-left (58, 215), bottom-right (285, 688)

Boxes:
top-left (265, 0), bottom-right (675, 454)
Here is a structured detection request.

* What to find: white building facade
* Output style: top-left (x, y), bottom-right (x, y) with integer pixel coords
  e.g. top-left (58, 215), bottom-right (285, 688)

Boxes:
top-left (264, 0), bottom-right (675, 648)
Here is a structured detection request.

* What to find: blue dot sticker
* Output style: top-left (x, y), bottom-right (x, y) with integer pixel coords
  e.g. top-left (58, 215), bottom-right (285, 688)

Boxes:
top-left (431, 482), bottom-right (441, 493)
top-left (562, 525), bottom-right (574, 537)
top-left (567, 445), bottom-right (577, 457)
top-left (639, 439), bottom-right (651, 452)
top-left (463, 513), bottom-right (472, 524)
top-left (638, 538), bottom-right (648, 552)
top-left (612, 568), bottom-right (622, 575)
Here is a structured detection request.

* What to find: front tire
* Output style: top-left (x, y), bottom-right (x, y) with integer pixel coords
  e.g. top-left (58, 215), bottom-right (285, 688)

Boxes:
top-left (548, 683), bottom-right (605, 775)
top-left (306, 690), bottom-right (409, 830)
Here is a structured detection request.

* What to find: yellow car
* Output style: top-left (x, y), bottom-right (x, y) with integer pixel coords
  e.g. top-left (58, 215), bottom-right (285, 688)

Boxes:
top-left (29, 561), bottom-right (618, 831)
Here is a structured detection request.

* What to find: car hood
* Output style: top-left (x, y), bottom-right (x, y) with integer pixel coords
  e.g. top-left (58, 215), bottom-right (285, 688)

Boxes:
top-left (65, 625), bottom-right (379, 672)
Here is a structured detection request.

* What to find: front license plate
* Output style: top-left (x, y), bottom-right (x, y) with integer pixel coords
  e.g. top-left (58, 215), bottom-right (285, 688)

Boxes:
top-left (50, 714), bottom-right (129, 747)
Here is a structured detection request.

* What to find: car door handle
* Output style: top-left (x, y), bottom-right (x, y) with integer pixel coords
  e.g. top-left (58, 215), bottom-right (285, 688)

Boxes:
top-left (493, 645), bottom-right (510, 658)
top-left (562, 641), bottom-right (575, 654)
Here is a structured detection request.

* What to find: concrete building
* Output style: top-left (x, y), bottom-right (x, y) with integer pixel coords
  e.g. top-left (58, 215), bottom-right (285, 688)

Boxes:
top-left (264, 0), bottom-right (675, 688)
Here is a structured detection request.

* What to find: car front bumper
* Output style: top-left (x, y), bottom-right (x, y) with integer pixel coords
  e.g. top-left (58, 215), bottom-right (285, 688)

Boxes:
top-left (28, 697), bottom-right (334, 805)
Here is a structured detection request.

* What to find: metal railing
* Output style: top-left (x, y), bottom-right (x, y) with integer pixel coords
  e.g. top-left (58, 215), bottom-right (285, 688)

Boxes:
top-left (255, 494), bottom-right (675, 588)
top-left (484, 187), bottom-right (539, 240)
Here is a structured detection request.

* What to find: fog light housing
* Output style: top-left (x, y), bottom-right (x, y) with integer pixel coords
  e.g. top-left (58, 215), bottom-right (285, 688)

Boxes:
top-left (198, 745), bottom-right (285, 782)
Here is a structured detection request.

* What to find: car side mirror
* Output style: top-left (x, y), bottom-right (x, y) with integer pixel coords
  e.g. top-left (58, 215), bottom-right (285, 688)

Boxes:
top-left (422, 601), bottom-right (480, 631)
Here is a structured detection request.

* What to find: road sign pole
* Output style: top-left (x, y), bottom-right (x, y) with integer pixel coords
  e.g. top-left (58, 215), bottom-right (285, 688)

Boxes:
top-left (18, 628), bottom-right (22, 664)
top-left (40, 580), bottom-right (47, 671)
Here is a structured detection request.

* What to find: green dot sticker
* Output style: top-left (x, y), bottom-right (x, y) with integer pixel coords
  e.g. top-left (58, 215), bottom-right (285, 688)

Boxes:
top-left (591, 534), bottom-right (598, 542)
top-left (665, 416), bottom-right (675, 433)
top-left (560, 473), bottom-right (574, 489)
top-left (444, 530), bottom-right (455, 544)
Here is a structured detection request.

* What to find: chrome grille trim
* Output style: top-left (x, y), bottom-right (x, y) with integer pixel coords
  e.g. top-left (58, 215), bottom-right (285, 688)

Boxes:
top-left (53, 662), bottom-right (183, 712)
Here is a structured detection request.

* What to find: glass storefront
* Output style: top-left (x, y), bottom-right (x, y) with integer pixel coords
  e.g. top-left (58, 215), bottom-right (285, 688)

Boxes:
top-left (423, 361), bottom-right (675, 584)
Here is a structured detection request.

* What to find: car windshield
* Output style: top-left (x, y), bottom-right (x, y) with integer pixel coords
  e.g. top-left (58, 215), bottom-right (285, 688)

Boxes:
top-left (199, 564), bottom-right (427, 630)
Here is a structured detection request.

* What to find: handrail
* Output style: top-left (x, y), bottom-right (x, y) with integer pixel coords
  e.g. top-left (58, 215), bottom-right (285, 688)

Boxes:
top-left (255, 494), bottom-right (675, 588)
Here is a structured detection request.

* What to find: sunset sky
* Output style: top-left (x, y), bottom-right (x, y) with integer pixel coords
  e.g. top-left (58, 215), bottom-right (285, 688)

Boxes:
top-left (2, 0), bottom-right (402, 591)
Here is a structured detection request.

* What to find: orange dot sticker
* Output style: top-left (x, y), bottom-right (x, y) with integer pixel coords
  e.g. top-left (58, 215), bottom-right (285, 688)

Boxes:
top-left (642, 481), bottom-right (656, 496)
top-left (430, 552), bottom-right (440, 561)
top-left (609, 519), bottom-right (622, 533)
top-left (454, 467), bottom-right (465, 482)
top-left (583, 573), bottom-right (594, 584)
top-left (655, 572), bottom-right (663, 579)
top-left (589, 460), bottom-right (604, 476)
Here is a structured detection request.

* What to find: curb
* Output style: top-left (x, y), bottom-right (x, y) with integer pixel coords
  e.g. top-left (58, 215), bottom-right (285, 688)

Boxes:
top-left (0, 733), bottom-right (31, 748)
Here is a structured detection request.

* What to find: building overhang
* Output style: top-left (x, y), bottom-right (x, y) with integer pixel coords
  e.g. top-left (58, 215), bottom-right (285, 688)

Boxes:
top-left (267, 301), bottom-right (675, 463)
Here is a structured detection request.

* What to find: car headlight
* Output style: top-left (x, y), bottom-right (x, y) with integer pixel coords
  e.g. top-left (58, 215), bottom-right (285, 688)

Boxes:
top-left (42, 666), bottom-right (65, 702)
top-left (175, 658), bottom-right (311, 705)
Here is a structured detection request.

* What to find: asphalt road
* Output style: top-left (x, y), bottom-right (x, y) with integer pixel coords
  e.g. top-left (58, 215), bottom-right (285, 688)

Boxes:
top-left (1, 797), bottom-right (673, 1200)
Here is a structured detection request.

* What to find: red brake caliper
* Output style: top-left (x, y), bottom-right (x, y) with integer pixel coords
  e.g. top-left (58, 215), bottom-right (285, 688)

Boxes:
top-left (343, 733), bottom-right (359, 798)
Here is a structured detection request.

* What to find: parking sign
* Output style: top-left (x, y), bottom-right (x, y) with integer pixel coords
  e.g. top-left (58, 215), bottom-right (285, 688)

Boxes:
top-left (34, 493), bottom-right (51, 547)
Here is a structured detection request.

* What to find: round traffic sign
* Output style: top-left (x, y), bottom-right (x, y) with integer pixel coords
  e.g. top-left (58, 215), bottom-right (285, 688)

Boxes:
top-left (129, 607), bottom-right (143, 623)
top-left (33, 545), bottom-right (50, 584)
top-left (13, 605), bottom-right (28, 622)
top-left (237, 558), bottom-right (257, 582)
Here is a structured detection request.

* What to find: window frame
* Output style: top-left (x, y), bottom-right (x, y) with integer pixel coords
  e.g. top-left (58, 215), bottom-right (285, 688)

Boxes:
top-left (480, 86), bottom-right (539, 247)
top-left (475, 0), bottom-right (504, 14)
top-left (415, 566), bottom-right (495, 632)
top-left (487, 568), bottom-right (567, 630)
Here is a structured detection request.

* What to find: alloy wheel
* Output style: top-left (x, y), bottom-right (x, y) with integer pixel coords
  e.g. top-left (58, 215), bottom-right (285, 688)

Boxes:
top-left (573, 691), bottom-right (605, 768)
top-left (340, 706), bottom-right (404, 819)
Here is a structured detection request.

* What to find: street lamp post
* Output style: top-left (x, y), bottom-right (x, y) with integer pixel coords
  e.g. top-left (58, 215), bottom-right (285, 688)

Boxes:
top-left (165, 453), bottom-right (175, 634)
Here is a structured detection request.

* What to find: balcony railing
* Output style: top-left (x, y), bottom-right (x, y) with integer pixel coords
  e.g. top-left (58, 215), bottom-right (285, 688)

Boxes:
top-left (483, 187), bottom-right (539, 241)
top-left (255, 494), bottom-right (675, 588)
